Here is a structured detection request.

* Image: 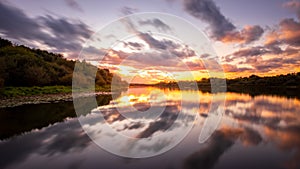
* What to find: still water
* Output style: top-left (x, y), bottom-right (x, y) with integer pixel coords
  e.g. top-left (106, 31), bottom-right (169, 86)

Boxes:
top-left (0, 87), bottom-right (299, 169)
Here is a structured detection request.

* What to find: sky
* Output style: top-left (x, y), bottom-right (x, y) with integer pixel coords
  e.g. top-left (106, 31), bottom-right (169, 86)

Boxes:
top-left (0, 0), bottom-right (300, 83)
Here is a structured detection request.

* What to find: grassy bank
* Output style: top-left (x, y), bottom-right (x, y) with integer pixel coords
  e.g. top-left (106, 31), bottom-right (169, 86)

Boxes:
top-left (0, 85), bottom-right (114, 98)
top-left (0, 86), bottom-right (72, 97)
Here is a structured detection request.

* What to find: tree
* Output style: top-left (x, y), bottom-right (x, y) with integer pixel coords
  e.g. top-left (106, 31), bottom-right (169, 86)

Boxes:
top-left (0, 38), bottom-right (12, 48)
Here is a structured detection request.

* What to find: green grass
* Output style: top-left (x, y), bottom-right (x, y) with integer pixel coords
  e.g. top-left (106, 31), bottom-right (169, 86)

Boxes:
top-left (95, 85), bottom-right (111, 92)
top-left (0, 86), bottom-right (72, 97)
top-left (0, 85), bottom-right (127, 98)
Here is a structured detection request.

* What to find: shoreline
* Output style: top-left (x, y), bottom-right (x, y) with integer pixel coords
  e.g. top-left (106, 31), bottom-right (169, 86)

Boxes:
top-left (1, 85), bottom-right (299, 108)
top-left (0, 91), bottom-right (112, 108)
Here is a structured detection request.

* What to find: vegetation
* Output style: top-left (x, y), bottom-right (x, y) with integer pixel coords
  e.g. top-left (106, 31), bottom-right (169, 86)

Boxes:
top-left (153, 72), bottom-right (300, 88)
top-left (0, 86), bottom-right (72, 97)
top-left (150, 73), bottom-right (300, 99)
top-left (226, 73), bottom-right (300, 98)
top-left (0, 37), bottom-right (127, 97)
top-left (226, 73), bottom-right (300, 86)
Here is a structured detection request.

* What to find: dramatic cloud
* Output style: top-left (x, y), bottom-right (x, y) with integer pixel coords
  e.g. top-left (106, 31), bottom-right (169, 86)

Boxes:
top-left (97, 31), bottom-right (199, 72)
top-left (265, 19), bottom-right (300, 47)
top-left (182, 0), bottom-right (298, 75)
top-left (78, 46), bottom-right (107, 61)
top-left (225, 44), bottom-right (287, 61)
top-left (254, 63), bottom-right (282, 72)
top-left (222, 0), bottom-right (300, 74)
top-left (265, 1), bottom-right (300, 47)
top-left (283, 0), bottom-right (300, 19)
top-left (223, 44), bottom-right (299, 73)
top-left (221, 25), bottom-right (264, 44)
top-left (0, 2), bottom-right (93, 57)
top-left (264, 30), bottom-right (280, 46)
top-left (138, 18), bottom-right (172, 32)
top-left (252, 56), bottom-right (300, 72)
top-left (222, 64), bottom-right (252, 72)
top-left (231, 46), bottom-right (270, 58)
top-left (278, 18), bottom-right (300, 46)
top-left (112, 51), bottom-right (183, 69)
top-left (183, 0), bottom-right (235, 40)
top-left (0, 2), bottom-right (44, 41)
top-left (138, 32), bottom-right (175, 50)
top-left (99, 49), bottom-right (199, 73)
top-left (122, 41), bottom-right (144, 50)
top-left (39, 15), bottom-right (93, 51)
top-left (64, 0), bottom-right (83, 12)
top-left (185, 61), bottom-right (205, 70)
top-left (120, 6), bottom-right (138, 15)
top-left (120, 17), bottom-right (195, 57)
top-left (137, 32), bottom-right (195, 57)
top-left (97, 17), bottom-right (201, 75)
top-left (183, 0), bottom-right (264, 44)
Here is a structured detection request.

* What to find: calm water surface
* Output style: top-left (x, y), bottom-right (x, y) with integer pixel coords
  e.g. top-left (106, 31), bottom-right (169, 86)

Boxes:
top-left (0, 87), bottom-right (299, 169)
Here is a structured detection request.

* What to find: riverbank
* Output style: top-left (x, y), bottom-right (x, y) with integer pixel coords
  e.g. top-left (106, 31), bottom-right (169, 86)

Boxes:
top-left (0, 85), bottom-right (114, 97)
top-left (0, 91), bottom-right (114, 108)
top-left (0, 85), bottom-right (114, 108)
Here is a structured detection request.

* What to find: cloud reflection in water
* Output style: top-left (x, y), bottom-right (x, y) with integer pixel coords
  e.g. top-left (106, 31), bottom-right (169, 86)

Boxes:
top-left (0, 88), bottom-right (299, 169)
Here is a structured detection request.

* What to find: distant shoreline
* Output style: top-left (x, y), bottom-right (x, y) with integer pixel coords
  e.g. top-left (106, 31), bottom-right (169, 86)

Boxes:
top-left (129, 84), bottom-right (300, 100)
top-left (1, 84), bottom-right (299, 108)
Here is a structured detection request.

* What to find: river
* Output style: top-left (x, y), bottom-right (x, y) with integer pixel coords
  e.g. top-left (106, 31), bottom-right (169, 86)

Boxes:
top-left (0, 87), bottom-right (299, 169)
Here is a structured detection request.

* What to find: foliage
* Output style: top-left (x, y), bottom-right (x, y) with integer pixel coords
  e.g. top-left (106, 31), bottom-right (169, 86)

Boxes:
top-left (0, 37), bottom-right (127, 91)
top-left (152, 72), bottom-right (300, 93)
top-left (226, 73), bottom-right (300, 86)
top-left (0, 86), bottom-right (72, 97)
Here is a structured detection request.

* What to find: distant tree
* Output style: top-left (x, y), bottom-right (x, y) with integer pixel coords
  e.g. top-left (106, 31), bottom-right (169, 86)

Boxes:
top-left (23, 66), bottom-right (51, 86)
top-left (0, 57), bottom-right (6, 88)
top-left (58, 74), bottom-right (73, 86)
top-left (95, 74), bottom-right (106, 86)
top-left (0, 38), bottom-right (12, 48)
top-left (249, 74), bottom-right (260, 79)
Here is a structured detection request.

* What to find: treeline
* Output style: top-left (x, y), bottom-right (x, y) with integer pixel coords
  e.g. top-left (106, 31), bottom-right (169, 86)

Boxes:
top-left (0, 37), bottom-right (127, 88)
top-left (226, 73), bottom-right (300, 86)
top-left (153, 73), bottom-right (300, 98)
top-left (154, 72), bottom-right (300, 89)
